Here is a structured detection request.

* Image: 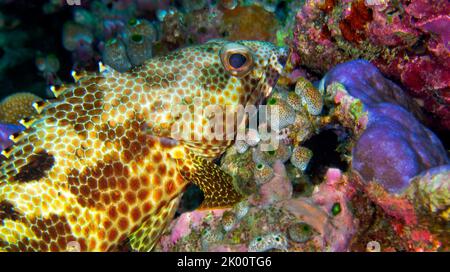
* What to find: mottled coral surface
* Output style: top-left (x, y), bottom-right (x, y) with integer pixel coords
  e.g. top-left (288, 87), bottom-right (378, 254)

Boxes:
top-left (293, 0), bottom-right (450, 130)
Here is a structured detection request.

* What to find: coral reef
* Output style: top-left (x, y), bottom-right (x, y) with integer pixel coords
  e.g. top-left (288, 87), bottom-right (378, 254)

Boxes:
top-left (222, 5), bottom-right (279, 42)
top-left (0, 11), bottom-right (32, 78)
top-left (101, 18), bottom-right (155, 72)
top-left (292, 0), bottom-right (450, 130)
top-left (219, 83), bottom-right (320, 196)
top-left (159, 164), bottom-right (448, 252)
top-left (404, 165), bottom-right (450, 248)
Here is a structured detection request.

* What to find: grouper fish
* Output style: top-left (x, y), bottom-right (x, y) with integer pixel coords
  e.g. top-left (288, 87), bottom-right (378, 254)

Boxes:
top-left (0, 40), bottom-right (288, 251)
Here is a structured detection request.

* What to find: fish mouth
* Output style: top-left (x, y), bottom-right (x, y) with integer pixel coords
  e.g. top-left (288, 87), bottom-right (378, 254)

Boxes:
top-left (266, 45), bottom-right (290, 79)
top-left (249, 46), bottom-right (288, 106)
top-left (256, 46), bottom-right (290, 103)
top-left (277, 46), bottom-right (289, 69)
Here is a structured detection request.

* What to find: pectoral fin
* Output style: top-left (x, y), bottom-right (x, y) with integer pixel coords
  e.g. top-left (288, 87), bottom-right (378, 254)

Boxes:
top-left (128, 196), bottom-right (181, 252)
top-left (177, 150), bottom-right (243, 210)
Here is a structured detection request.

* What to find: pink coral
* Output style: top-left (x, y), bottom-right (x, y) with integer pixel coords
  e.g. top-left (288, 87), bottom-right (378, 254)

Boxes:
top-left (159, 209), bottom-right (226, 251)
top-left (364, 182), bottom-right (418, 225)
top-left (311, 168), bottom-right (358, 251)
top-left (250, 161), bottom-right (293, 207)
top-left (207, 244), bottom-right (248, 252)
top-left (359, 176), bottom-right (443, 251)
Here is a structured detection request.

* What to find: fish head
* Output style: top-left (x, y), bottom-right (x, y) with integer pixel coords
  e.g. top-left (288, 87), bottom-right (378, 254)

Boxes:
top-left (198, 39), bottom-right (289, 107)
top-left (140, 40), bottom-right (288, 157)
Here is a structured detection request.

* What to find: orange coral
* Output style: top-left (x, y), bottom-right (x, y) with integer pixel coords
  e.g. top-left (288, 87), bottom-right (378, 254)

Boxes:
top-left (0, 92), bottom-right (42, 124)
top-left (319, 0), bottom-right (336, 13)
top-left (339, 0), bottom-right (373, 43)
top-left (223, 5), bottom-right (278, 42)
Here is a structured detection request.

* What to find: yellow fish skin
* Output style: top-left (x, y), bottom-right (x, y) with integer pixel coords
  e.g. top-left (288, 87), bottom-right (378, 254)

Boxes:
top-left (0, 40), bottom-right (288, 252)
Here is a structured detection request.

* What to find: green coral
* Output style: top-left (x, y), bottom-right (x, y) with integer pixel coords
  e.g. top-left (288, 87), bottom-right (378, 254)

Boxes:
top-left (349, 99), bottom-right (364, 120)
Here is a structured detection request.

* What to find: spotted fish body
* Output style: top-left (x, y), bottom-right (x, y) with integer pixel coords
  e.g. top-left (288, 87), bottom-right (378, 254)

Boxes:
top-left (0, 40), bottom-right (287, 252)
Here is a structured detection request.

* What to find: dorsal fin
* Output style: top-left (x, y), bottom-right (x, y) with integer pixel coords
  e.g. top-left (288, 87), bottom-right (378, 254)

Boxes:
top-left (8, 131), bottom-right (26, 144)
top-left (19, 116), bottom-right (38, 129)
top-left (32, 100), bottom-right (52, 115)
top-left (0, 69), bottom-right (105, 183)
top-left (1, 146), bottom-right (14, 160)
top-left (71, 70), bottom-right (88, 82)
top-left (50, 85), bottom-right (70, 98)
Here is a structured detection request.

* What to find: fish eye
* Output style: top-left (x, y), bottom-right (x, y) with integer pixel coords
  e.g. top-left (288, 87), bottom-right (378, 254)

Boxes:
top-left (220, 43), bottom-right (254, 77)
top-left (229, 53), bottom-right (247, 69)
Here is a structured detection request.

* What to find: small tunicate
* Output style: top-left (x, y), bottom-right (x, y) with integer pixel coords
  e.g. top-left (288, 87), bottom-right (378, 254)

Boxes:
top-left (267, 97), bottom-right (296, 130)
top-left (102, 38), bottom-right (132, 72)
top-left (245, 128), bottom-right (261, 147)
top-left (295, 77), bottom-right (324, 116)
top-left (254, 163), bottom-right (274, 185)
top-left (201, 228), bottom-right (224, 250)
top-left (366, 241), bottom-right (381, 252)
top-left (252, 142), bottom-right (292, 166)
top-left (221, 211), bottom-right (237, 232)
top-left (288, 222), bottom-right (314, 243)
top-left (248, 232), bottom-right (288, 252)
top-left (125, 33), bottom-right (153, 66)
top-left (234, 139), bottom-right (249, 154)
top-left (290, 146), bottom-right (313, 171)
top-left (233, 200), bottom-right (250, 220)
top-left (331, 202), bottom-right (342, 216)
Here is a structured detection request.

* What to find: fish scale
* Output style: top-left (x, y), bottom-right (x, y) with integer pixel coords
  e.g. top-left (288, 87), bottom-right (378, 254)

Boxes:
top-left (0, 40), bottom-right (287, 251)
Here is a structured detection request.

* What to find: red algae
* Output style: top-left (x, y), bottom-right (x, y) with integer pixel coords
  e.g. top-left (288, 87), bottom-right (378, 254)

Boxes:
top-left (318, 0), bottom-right (336, 13)
top-left (339, 0), bottom-right (373, 43)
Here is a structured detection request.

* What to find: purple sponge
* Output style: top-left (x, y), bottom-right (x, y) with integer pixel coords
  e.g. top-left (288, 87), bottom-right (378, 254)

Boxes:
top-left (324, 60), bottom-right (448, 193)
